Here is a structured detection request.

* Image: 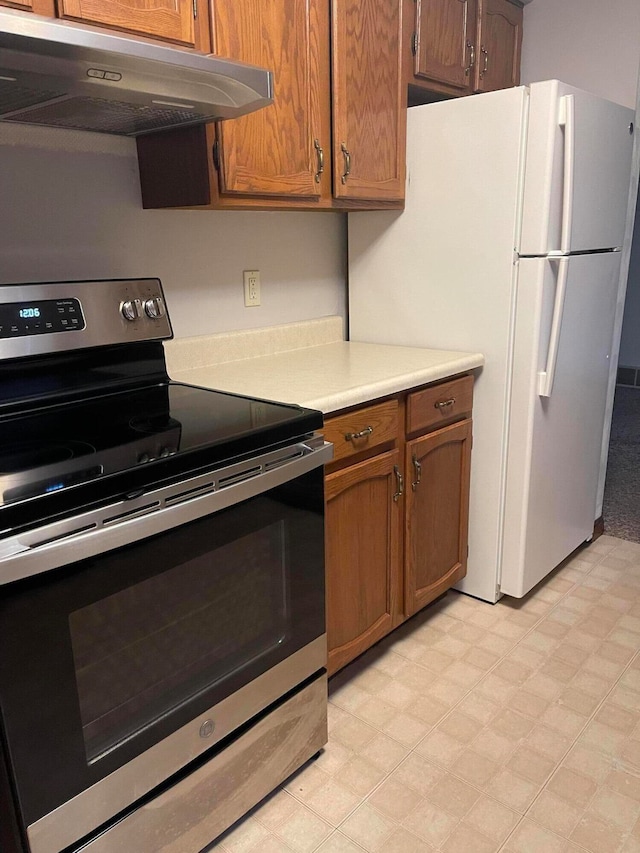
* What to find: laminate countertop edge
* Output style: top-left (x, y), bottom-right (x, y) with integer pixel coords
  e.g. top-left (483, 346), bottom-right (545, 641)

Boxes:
top-left (167, 339), bottom-right (485, 415)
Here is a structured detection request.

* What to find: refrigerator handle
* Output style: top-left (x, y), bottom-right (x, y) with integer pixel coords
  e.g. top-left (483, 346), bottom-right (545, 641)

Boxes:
top-left (538, 257), bottom-right (569, 398)
top-left (558, 95), bottom-right (576, 255)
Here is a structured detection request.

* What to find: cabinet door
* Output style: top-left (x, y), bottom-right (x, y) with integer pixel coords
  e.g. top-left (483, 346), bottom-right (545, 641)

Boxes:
top-left (475, 0), bottom-right (522, 93)
top-left (325, 450), bottom-right (403, 675)
top-left (332, 0), bottom-right (406, 202)
top-left (405, 419), bottom-right (471, 617)
top-left (413, 0), bottom-right (477, 93)
top-left (57, 0), bottom-right (197, 46)
top-left (1, 0), bottom-right (55, 10)
top-left (211, 0), bottom-right (331, 202)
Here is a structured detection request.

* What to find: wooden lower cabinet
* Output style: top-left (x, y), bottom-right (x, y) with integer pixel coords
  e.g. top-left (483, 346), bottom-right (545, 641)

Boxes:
top-left (325, 377), bottom-right (473, 676)
top-left (325, 450), bottom-right (402, 676)
top-left (405, 418), bottom-right (472, 617)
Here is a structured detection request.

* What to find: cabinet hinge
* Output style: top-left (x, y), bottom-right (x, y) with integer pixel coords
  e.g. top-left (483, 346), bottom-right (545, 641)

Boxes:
top-left (192, 0), bottom-right (197, 19)
top-left (411, 32), bottom-right (418, 56)
top-left (212, 139), bottom-right (220, 172)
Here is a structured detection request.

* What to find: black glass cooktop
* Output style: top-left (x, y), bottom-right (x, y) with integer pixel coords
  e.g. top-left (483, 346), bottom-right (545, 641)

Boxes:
top-left (0, 381), bottom-right (321, 527)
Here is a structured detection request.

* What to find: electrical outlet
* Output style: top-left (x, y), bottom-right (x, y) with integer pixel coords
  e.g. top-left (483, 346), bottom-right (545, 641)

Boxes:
top-left (243, 270), bottom-right (261, 307)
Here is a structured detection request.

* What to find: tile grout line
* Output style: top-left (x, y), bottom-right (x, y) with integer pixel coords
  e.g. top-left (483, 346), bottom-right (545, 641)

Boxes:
top-left (498, 641), bottom-right (640, 852)
top-left (297, 542), bottom-right (615, 851)
top-left (314, 560), bottom-right (591, 848)
top-left (322, 538), bottom-right (624, 851)
top-left (458, 540), bottom-right (640, 851)
top-left (482, 538), bottom-right (640, 852)
top-left (222, 537), bottom-right (637, 852)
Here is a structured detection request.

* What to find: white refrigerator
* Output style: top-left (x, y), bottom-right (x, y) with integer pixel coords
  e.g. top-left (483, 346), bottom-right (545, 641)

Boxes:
top-left (348, 80), bottom-right (634, 602)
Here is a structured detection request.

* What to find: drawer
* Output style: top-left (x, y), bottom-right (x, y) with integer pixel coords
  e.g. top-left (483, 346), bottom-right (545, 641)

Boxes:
top-left (324, 400), bottom-right (399, 464)
top-left (406, 375), bottom-right (473, 434)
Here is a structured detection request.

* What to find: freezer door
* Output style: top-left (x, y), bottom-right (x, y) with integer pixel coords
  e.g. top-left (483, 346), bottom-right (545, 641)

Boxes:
top-left (500, 252), bottom-right (621, 597)
top-left (520, 80), bottom-right (634, 255)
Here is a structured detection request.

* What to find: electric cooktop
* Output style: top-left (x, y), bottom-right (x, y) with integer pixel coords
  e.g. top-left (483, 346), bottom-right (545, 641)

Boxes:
top-left (0, 382), bottom-right (321, 514)
top-left (0, 279), bottom-right (322, 534)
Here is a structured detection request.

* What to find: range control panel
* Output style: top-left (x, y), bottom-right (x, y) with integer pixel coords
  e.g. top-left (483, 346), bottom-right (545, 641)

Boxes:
top-left (0, 279), bottom-right (173, 360)
top-left (0, 298), bottom-right (85, 339)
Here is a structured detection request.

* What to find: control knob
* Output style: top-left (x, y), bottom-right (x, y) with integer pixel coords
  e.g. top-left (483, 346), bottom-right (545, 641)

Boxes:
top-left (121, 300), bottom-right (139, 322)
top-left (144, 297), bottom-right (164, 319)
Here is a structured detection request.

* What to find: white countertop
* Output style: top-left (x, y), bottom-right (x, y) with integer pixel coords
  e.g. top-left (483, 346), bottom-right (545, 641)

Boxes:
top-left (166, 319), bottom-right (484, 414)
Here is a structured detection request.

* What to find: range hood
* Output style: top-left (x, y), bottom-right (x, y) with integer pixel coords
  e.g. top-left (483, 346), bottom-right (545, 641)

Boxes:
top-left (0, 8), bottom-right (273, 137)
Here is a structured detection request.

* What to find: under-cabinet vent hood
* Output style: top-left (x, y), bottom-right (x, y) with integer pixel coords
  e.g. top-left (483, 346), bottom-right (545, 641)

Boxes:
top-left (0, 8), bottom-right (273, 137)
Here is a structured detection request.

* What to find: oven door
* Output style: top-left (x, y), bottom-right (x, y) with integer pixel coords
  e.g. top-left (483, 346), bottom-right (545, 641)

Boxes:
top-left (0, 439), bottom-right (331, 853)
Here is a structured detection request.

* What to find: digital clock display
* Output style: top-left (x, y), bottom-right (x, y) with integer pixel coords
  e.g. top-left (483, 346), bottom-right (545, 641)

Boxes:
top-left (19, 307), bottom-right (41, 319)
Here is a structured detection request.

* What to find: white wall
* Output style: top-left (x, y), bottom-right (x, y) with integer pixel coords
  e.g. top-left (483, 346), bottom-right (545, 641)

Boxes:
top-left (521, 0), bottom-right (640, 369)
top-left (521, 0), bottom-right (640, 109)
top-left (0, 124), bottom-right (347, 340)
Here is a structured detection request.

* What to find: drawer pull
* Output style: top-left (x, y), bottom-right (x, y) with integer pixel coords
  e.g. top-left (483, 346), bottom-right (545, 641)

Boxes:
top-left (411, 455), bottom-right (422, 491)
top-left (434, 398), bottom-right (456, 409)
top-left (345, 425), bottom-right (373, 442)
top-left (393, 465), bottom-right (404, 502)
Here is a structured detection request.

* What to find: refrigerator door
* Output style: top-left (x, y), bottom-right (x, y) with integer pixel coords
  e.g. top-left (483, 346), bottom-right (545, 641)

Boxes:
top-left (520, 80), bottom-right (634, 256)
top-left (501, 252), bottom-right (621, 598)
top-left (349, 86), bottom-right (528, 603)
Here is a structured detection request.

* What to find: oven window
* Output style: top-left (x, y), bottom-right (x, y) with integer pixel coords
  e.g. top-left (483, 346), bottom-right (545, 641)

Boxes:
top-left (69, 521), bottom-right (287, 762)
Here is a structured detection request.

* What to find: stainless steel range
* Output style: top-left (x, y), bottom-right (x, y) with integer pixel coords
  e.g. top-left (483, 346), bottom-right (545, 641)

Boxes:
top-left (0, 278), bottom-right (331, 853)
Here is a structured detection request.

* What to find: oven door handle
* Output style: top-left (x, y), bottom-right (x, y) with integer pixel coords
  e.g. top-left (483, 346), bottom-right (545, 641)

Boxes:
top-left (0, 439), bottom-right (333, 586)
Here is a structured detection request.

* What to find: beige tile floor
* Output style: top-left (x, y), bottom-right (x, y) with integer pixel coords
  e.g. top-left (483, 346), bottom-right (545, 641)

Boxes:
top-left (210, 535), bottom-right (640, 853)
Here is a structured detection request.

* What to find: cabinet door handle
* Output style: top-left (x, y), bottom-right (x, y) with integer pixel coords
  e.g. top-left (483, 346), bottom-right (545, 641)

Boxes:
top-left (341, 143), bottom-right (351, 184)
top-left (465, 41), bottom-right (475, 75)
top-left (434, 398), bottom-right (456, 409)
top-left (393, 465), bottom-right (404, 502)
top-left (344, 425), bottom-right (373, 442)
top-left (480, 46), bottom-right (489, 76)
top-left (411, 455), bottom-right (422, 491)
top-left (211, 138), bottom-right (220, 172)
top-left (313, 139), bottom-right (324, 183)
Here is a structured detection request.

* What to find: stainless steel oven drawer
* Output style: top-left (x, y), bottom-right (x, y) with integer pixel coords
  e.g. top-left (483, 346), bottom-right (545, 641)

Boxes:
top-left (73, 674), bottom-right (327, 853)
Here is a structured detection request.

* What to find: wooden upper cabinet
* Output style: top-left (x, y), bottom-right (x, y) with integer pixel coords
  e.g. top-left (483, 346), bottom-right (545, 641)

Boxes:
top-left (137, 1), bottom-right (405, 210)
top-left (405, 0), bottom-right (522, 100)
top-left (57, 0), bottom-right (198, 47)
top-left (1, 0), bottom-right (55, 11)
top-left (211, 0), bottom-right (331, 201)
top-left (332, 0), bottom-right (405, 202)
top-left (474, 0), bottom-right (522, 93)
top-left (412, 0), bottom-right (477, 94)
